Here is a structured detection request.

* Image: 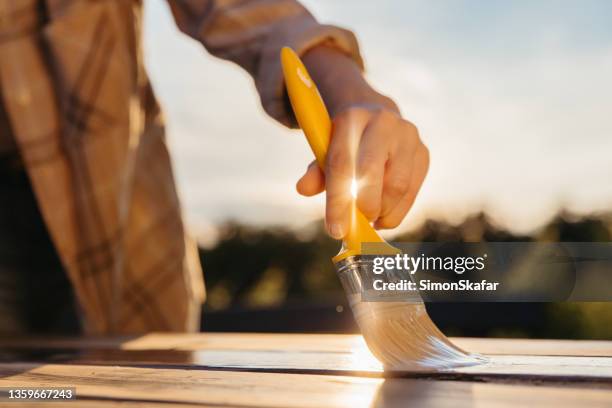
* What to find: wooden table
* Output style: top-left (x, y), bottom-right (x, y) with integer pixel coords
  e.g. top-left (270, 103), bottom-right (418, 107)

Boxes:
top-left (1, 333), bottom-right (612, 407)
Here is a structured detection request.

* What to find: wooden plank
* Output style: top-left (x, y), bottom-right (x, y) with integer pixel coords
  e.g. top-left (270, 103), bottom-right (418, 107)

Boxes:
top-left (3, 334), bottom-right (612, 383)
top-left (1, 333), bottom-right (611, 357)
top-left (1, 363), bottom-right (612, 407)
top-left (28, 349), bottom-right (612, 383)
top-left (455, 337), bottom-right (612, 357)
top-left (4, 347), bottom-right (612, 384)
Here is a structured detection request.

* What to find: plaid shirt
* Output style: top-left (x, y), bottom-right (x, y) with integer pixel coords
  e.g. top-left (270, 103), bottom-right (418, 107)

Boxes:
top-left (0, 0), bottom-right (361, 334)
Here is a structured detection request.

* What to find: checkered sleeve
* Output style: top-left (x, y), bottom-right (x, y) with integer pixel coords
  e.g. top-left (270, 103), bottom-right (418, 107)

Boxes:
top-left (166, 0), bottom-right (363, 127)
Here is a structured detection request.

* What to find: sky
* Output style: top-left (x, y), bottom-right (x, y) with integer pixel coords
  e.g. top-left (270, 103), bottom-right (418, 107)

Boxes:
top-left (142, 0), bottom-right (612, 239)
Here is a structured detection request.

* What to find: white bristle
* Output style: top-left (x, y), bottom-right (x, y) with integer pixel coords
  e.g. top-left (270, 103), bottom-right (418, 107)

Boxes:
top-left (335, 255), bottom-right (487, 371)
top-left (349, 297), bottom-right (486, 370)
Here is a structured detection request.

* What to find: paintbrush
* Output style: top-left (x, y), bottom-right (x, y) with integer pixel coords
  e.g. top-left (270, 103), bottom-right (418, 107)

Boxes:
top-left (281, 47), bottom-right (484, 370)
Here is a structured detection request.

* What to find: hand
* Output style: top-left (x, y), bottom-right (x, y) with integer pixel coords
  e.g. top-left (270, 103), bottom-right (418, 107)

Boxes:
top-left (296, 106), bottom-right (429, 239)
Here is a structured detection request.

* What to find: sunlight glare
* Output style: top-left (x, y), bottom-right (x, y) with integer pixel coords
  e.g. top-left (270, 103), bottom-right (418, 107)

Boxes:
top-left (351, 178), bottom-right (358, 199)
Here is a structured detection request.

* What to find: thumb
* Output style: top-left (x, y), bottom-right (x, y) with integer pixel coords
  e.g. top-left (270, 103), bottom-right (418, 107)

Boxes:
top-left (296, 161), bottom-right (325, 196)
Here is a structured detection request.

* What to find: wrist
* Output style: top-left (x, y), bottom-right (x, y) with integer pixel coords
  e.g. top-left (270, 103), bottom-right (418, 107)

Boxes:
top-left (302, 45), bottom-right (399, 117)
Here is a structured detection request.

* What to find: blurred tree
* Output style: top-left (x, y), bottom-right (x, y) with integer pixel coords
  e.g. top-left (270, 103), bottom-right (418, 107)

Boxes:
top-left (198, 212), bottom-right (612, 339)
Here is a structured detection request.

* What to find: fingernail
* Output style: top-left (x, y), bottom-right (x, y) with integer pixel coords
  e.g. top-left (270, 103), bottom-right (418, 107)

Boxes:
top-left (328, 223), bottom-right (344, 239)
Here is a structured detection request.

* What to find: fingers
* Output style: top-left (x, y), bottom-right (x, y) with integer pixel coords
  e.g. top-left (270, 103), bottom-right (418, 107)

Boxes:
top-left (325, 109), bottom-right (369, 239)
top-left (298, 105), bottom-right (429, 237)
top-left (378, 120), bottom-right (420, 220)
top-left (375, 143), bottom-right (429, 229)
top-left (355, 113), bottom-right (390, 221)
top-left (296, 161), bottom-right (325, 196)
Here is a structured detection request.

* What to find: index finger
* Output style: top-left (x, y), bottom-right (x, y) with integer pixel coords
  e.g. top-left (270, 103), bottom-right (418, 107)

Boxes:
top-left (324, 109), bottom-right (369, 238)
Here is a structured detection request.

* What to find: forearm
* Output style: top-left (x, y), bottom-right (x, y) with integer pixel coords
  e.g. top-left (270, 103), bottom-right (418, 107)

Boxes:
top-left (302, 46), bottom-right (399, 117)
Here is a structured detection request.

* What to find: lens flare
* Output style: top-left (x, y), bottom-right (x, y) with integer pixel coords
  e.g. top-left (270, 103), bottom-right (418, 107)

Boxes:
top-left (351, 178), bottom-right (358, 199)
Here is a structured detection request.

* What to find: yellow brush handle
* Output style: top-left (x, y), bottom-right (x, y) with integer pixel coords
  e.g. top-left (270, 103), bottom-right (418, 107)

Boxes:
top-left (281, 47), bottom-right (396, 261)
top-left (280, 47), bottom-right (331, 167)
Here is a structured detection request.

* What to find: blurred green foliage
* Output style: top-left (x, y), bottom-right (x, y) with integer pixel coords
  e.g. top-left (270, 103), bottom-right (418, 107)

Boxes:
top-left (199, 212), bottom-right (612, 339)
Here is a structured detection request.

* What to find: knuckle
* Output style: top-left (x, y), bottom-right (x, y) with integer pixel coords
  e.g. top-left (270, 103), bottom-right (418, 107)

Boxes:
top-left (326, 188), bottom-right (347, 202)
top-left (369, 110), bottom-right (396, 130)
top-left (331, 113), bottom-right (346, 129)
top-left (349, 106), bottom-right (371, 117)
top-left (413, 143), bottom-right (430, 174)
top-left (404, 119), bottom-right (419, 135)
top-left (399, 120), bottom-right (420, 143)
top-left (377, 108), bottom-right (398, 122)
top-left (420, 143), bottom-right (430, 166)
top-left (357, 153), bottom-right (379, 174)
top-left (326, 150), bottom-right (351, 177)
top-left (386, 175), bottom-right (410, 197)
top-left (336, 106), bottom-right (367, 123)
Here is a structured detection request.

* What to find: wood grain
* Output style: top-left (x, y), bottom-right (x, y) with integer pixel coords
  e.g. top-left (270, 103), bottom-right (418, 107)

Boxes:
top-left (15, 348), bottom-right (610, 383)
top-left (2, 335), bottom-right (612, 384)
top-left (2, 334), bottom-right (612, 406)
top-left (2, 333), bottom-right (612, 356)
top-left (2, 363), bottom-right (612, 408)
